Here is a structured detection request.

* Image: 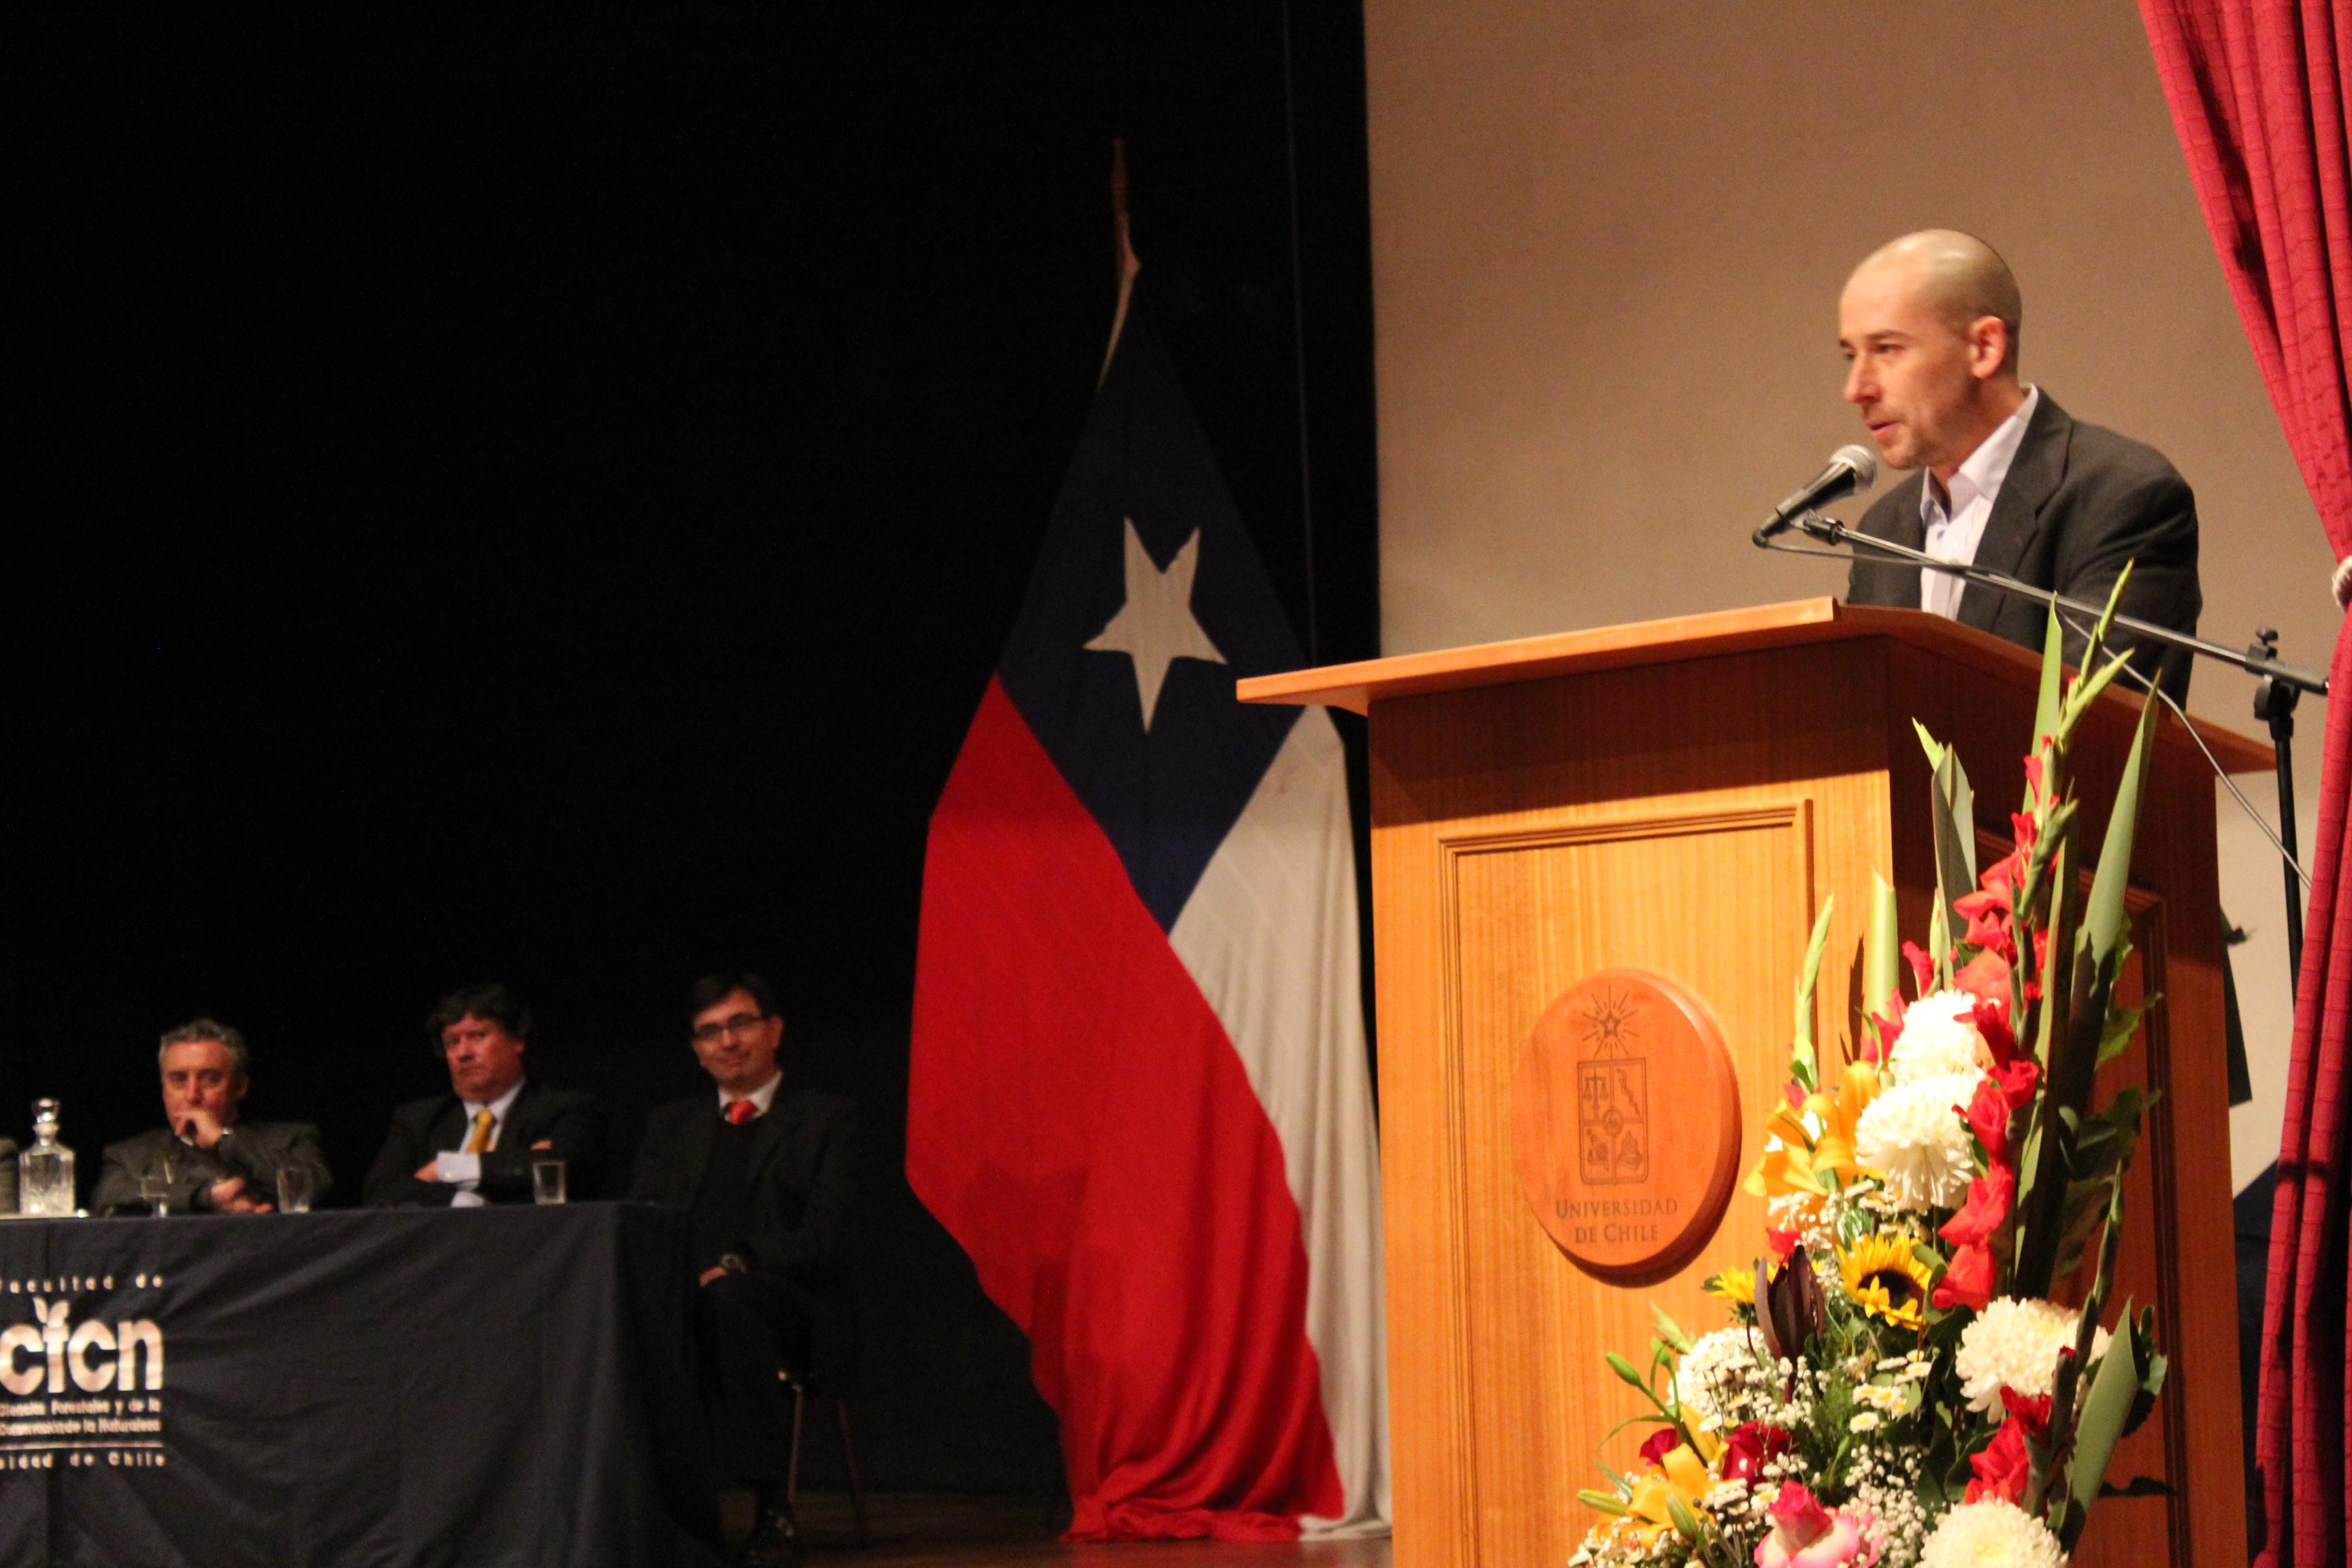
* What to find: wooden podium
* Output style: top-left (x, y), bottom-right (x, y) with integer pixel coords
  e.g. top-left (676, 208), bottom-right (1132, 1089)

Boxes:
top-left (1239, 600), bottom-right (2269, 1568)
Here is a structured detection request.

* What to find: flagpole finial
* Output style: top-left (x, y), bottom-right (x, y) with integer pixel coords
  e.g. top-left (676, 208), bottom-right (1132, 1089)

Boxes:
top-left (1100, 139), bottom-right (1143, 387)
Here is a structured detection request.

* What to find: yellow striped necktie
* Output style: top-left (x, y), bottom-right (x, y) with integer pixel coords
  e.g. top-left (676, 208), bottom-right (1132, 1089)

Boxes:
top-left (461, 1108), bottom-right (495, 1154)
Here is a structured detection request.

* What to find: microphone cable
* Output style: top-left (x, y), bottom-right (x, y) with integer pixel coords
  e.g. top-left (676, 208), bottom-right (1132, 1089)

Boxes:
top-left (1752, 527), bottom-right (2307, 887)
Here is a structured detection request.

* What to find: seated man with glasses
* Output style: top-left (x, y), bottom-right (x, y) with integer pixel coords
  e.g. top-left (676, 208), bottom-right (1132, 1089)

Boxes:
top-left (629, 971), bottom-right (860, 1565)
top-left (363, 983), bottom-right (606, 1207)
top-left (93, 1017), bottom-right (333, 1215)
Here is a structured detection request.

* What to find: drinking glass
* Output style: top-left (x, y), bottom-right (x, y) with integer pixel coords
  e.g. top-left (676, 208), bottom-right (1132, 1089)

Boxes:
top-left (276, 1167), bottom-right (314, 1214)
top-left (531, 1159), bottom-right (567, 1205)
top-left (136, 1171), bottom-right (172, 1218)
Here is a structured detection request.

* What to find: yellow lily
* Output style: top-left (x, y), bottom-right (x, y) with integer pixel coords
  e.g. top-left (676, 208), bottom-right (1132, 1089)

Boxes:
top-left (1744, 1061), bottom-right (1882, 1200)
top-left (1625, 1443), bottom-right (1714, 1543)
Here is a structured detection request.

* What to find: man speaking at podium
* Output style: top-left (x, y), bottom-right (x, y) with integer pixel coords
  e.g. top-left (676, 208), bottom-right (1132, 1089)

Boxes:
top-left (1836, 229), bottom-right (2201, 696)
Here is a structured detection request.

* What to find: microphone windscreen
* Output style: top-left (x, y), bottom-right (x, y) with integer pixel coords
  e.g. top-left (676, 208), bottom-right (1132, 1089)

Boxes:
top-left (1833, 443), bottom-right (1880, 495)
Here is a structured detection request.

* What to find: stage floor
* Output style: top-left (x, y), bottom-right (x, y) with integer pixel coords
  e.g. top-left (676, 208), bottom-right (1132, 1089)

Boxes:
top-left (783, 1493), bottom-right (1393, 1566)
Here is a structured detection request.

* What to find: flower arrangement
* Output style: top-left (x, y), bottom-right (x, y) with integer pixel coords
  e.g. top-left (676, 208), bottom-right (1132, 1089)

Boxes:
top-left (1571, 585), bottom-right (2170, 1568)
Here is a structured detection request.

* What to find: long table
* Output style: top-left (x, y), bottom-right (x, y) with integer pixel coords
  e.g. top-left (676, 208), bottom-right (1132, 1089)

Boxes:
top-left (0, 1202), bottom-right (723, 1566)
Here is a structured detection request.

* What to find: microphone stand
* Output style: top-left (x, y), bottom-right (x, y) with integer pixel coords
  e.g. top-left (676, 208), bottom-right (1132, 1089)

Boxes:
top-left (1771, 511), bottom-right (2328, 1002)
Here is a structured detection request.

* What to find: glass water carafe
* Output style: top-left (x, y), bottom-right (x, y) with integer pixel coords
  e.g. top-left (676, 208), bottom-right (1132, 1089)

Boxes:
top-left (18, 1100), bottom-right (76, 1217)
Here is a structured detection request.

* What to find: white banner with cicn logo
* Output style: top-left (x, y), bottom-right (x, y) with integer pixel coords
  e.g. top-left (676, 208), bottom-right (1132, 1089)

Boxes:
top-left (0, 1273), bottom-right (167, 1471)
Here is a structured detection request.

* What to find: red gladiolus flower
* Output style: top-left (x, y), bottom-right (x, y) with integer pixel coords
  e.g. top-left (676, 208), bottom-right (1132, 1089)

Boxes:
top-left (1721, 1422), bottom-right (1795, 1484)
top-left (1992, 1058), bottom-right (2040, 1113)
top-left (1638, 1426), bottom-right (1679, 1467)
top-left (2023, 753), bottom-right (2045, 801)
top-left (1964, 1418), bottom-right (2031, 1505)
top-left (1767, 1226), bottom-right (1801, 1264)
top-left (1997, 1388), bottom-right (2053, 1436)
top-left (1956, 854), bottom-right (2021, 961)
top-left (1939, 1162), bottom-right (2014, 1247)
top-left (1933, 1242), bottom-right (1996, 1310)
top-left (1965, 1076), bottom-right (2014, 1163)
top-left (1955, 948), bottom-right (2010, 1004)
top-left (2010, 809), bottom-right (2036, 856)
top-left (1970, 998), bottom-right (2016, 1068)
top-left (1865, 993), bottom-right (1907, 1065)
top-left (1901, 941), bottom-right (1934, 997)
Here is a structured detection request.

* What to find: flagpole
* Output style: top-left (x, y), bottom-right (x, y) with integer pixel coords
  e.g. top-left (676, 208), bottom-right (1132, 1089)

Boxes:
top-left (1099, 139), bottom-right (1143, 388)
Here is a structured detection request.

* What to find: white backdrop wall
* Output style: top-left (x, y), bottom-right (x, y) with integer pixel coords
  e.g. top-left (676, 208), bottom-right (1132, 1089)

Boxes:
top-left (1363, 0), bottom-right (2336, 1192)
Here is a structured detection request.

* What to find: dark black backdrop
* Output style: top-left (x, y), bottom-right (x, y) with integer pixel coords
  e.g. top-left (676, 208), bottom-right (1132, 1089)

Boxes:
top-left (1, 4), bottom-right (1379, 1493)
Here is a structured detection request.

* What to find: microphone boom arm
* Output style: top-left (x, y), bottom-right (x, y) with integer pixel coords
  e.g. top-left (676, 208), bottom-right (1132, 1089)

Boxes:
top-left (1782, 512), bottom-right (2328, 693)
top-left (1765, 508), bottom-right (2328, 1008)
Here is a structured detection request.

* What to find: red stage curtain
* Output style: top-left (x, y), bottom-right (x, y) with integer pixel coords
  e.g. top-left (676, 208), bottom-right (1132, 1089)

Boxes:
top-left (2141, 3), bottom-right (2352, 1562)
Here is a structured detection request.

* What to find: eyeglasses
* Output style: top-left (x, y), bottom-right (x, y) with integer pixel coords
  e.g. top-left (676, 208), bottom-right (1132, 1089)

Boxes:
top-left (692, 1013), bottom-right (769, 1045)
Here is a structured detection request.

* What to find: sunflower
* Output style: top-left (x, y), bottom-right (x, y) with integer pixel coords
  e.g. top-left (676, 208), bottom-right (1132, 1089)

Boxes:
top-left (1703, 1266), bottom-right (1757, 1307)
top-left (1838, 1232), bottom-right (1935, 1330)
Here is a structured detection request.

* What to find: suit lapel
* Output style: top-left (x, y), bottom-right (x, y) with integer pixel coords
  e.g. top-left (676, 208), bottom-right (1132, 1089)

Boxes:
top-left (1881, 472), bottom-right (1928, 552)
top-left (501, 1081), bottom-right (538, 1149)
top-left (146, 1128), bottom-right (197, 1179)
top-left (429, 1096), bottom-right (468, 1154)
top-left (1955, 394), bottom-right (2070, 632)
top-left (745, 1094), bottom-right (794, 1192)
top-left (674, 1103), bottom-right (719, 1206)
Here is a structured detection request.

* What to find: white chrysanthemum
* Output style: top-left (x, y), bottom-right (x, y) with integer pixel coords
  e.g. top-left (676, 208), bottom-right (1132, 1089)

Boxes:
top-left (1888, 990), bottom-right (1989, 1083)
top-left (1956, 1296), bottom-right (2112, 1414)
top-left (1673, 1326), bottom-right (1762, 1429)
top-left (1853, 1070), bottom-right (1982, 1209)
top-left (1919, 1499), bottom-right (2065, 1567)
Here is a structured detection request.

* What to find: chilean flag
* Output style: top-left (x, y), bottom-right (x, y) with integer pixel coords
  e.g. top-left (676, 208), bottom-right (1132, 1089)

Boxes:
top-left (908, 287), bottom-right (1390, 1539)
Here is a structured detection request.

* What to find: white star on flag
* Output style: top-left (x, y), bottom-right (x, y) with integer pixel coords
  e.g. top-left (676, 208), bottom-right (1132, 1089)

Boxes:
top-left (1085, 519), bottom-right (1226, 732)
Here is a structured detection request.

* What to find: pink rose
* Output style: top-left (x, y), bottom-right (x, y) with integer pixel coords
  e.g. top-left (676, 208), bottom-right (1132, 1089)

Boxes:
top-left (1753, 1482), bottom-right (1877, 1567)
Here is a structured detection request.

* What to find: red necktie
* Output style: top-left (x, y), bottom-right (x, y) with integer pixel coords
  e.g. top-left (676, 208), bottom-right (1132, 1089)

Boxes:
top-left (725, 1100), bottom-right (758, 1126)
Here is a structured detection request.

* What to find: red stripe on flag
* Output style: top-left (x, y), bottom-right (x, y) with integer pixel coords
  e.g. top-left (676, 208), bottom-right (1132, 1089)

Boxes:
top-left (909, 676), bottom-right (1341, 1540)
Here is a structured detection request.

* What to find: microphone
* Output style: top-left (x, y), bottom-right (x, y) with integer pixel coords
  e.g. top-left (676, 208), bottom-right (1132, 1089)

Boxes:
top-left (1753, 444), bottom-right (1880, 544)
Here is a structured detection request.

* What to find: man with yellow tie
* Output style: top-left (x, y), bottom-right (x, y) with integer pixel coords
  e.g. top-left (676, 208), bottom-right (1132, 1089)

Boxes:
top-left (363, 983), bottom-right (606, 1207)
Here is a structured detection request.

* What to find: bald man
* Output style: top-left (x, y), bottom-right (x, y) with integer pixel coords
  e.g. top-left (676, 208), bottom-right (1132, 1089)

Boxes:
top-left (1838, 230), bottom-right (2200, 696)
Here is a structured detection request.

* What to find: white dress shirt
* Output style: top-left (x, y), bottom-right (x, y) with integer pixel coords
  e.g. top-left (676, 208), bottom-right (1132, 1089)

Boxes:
top-left (718, 1072), bottom-right (783, 1120)
top-left (1920, 385), bottom-right (2040, 619)
top-left (436, 1077), bottom-right (525, 1208)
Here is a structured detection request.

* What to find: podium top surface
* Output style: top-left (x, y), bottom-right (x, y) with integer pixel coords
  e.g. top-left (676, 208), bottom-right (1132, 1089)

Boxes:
top-left (1236, 597), bottom-right (2272, 774)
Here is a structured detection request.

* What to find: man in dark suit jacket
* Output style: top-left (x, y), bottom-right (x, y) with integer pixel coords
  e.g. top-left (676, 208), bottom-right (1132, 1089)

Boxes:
top-left (93, 1017), bottom-right (333, 1215)
top-left (631, 971), bottom-right (858, 1565)
top-left (1838, 230), bottom-right (2201, 697)
top-left (363, 983), bottom-right (605, 1207)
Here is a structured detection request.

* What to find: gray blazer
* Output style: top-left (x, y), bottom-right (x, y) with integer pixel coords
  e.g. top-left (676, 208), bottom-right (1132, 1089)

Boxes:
top-left (92, 1121), bottom-right (333, 1215)
top-left (1844, 393), bottom-right (2202, 700)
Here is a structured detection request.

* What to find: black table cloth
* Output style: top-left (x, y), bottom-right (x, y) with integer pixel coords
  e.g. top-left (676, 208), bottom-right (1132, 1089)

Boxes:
top-left (0, 1203), bottom-right (722, 1567)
